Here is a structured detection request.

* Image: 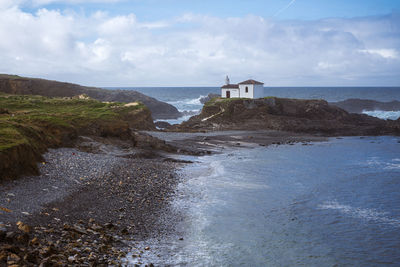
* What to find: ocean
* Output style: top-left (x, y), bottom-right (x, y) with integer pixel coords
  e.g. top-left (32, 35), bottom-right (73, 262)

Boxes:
top-left (130, 137), bottom-right (400, 266)
top-left (120, 87), bottom-right (400, 266)
top-left (111, 87), bottom-right (400, 123)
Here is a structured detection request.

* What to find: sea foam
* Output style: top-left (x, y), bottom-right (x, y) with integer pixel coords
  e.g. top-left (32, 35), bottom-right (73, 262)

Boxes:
top-left (362, 110), bottom-right (400, 120)
top-left (318, 201), bottom-right (400, 227)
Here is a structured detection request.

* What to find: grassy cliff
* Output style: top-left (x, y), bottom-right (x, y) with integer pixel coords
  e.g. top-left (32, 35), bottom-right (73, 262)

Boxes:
top-left (0, 74), bottom-right (181, 119)
top-left (0, 93), bottom-right (154, 181)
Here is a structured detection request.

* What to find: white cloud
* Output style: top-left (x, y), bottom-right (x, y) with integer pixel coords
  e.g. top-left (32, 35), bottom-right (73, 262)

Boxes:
top-left (359, 49), bottom-right (398, 59)
top-left (0, 4), bottom-right (399, 86)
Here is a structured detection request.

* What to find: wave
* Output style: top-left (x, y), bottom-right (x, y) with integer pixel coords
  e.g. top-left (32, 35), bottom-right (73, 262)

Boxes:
top-left (318, 201), bottom-right (400, 227)
top-left (167, 95), bottom-right (206, 107)
top-left (362, 110), bottom-right (400, 120)
top-left (364, 157), bottom-right (400, 170)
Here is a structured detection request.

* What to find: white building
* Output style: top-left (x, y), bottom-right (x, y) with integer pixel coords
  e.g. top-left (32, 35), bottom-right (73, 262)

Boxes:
top-left (221, 78), bottom-right (264, 99)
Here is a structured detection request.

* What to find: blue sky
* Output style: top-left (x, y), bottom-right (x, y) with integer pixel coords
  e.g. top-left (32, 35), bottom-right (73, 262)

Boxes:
top-left (23, 0), bottom-right (400, 20)
top-left (1, 0), bottom-right (399, 86)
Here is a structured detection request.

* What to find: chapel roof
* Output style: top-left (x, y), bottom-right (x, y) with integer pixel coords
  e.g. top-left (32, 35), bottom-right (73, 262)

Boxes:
top-left (221, 84), bottom-right (239, 89)
top-left (238, 79), bottom-right (264, 85)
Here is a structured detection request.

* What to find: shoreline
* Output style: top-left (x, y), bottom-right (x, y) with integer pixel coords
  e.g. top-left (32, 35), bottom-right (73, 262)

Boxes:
top-left (133, 135), bottom-right (400, 266)
top-left (0, 136), bottom-right (185, 266)
top-left (0, 130), bottom-right (391, 266)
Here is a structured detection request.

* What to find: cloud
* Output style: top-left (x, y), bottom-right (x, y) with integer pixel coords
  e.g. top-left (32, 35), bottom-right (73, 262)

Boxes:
top-left (359, 49), bottom-right (398, 59)
top-left (0, 4), bottom-right (399, 86)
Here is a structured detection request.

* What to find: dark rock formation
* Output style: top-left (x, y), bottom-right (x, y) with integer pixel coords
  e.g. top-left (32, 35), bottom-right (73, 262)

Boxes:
top-left (200, 93), bottom-right (219, 104)
top-left (0, 74), bottom-right (181, 119)
top-left (330, 98), bottom-right (400, 113)
top-left (171, 97), bottom-right (400, 136)
top-left (154, 121), bottom-right (172, 129)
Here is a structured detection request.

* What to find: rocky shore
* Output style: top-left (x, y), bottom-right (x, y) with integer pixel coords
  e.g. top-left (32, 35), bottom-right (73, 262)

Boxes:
top-left (0, 127), bottom-right (328, 266)
top-left (0, 136), bottom-right (187, 266)
top-left (171, 97), bottom-right (400, 136)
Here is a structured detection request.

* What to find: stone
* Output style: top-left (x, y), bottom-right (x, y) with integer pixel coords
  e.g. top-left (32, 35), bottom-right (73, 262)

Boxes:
top-left (0, 250), bottom-right (7, 261)
top-left (29, 237), bottom-right (39, 246)
top-left (24, 251), bottom-right (39, 263)
top-left (68, 255), bottom-right (77, 263)
top-left (7, 253), bottom-right (21, 265)
top-left (40, 245), bottom-right (57, 257)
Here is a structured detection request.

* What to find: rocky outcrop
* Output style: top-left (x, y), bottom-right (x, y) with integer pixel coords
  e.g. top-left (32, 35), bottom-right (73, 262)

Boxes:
top-left (330, 98), bottom-right (400, 113)
top-left (200, 93), bottom-right (219, 104)
top-left (0, 74), bottom-right (181, 119)
top-left (171, 97), bottom-right (400, 136)
top-left (154, 121), bottom-right (172, 129)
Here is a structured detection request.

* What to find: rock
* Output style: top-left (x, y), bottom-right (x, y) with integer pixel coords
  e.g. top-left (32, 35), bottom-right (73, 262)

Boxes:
top-left (70, 225), bottom-right (88, 235)
top-left (16, 221), bottom-right (31, 233)
top-left (330, 98), bottom-right (400, 114)
top-left (68, 255), bottom-right (77, 263)
top-left (7, 253), bottom-right (21, 265)
top-left (171, 97), bottom-right (400, 136)
top-left (24, 251), bottom-right (39, 263)
top-left (200, 93), bottom-right (219, 104)
top-left (0, 250), bottom-right (7, 262)
top-left (104, 223), bottom-right (115, 229)
top-left (40, 245), bottom-right (57, 257)
top-left (29, 237), bottom-right (39, 246)
top-left (5, 232), bottom-right (17, 242)
top-left (120, 228), bottom-right (129, 235)
top-left (155, 121), bottom-right (172, 129)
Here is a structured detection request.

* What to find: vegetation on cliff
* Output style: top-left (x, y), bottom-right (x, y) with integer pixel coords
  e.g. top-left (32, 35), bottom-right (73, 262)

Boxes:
top-left (0, 93), bottom-right (155, 181)
top-left (0, 74), bottom-right (181, 119)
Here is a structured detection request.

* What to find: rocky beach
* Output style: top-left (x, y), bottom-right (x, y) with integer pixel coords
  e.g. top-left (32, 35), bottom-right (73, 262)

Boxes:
top-left (1, 126), bottom-right (325, 266)
top-left (0, 134), bottom-right (186, 266)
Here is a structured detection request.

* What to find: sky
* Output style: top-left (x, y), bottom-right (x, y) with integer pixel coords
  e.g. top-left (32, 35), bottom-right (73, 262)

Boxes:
top-left (0, 0), bottom-right (399, 86)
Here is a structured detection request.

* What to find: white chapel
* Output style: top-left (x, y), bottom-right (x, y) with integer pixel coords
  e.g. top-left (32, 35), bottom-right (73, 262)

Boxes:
top-left (221, 76), bottom-right (264, 99)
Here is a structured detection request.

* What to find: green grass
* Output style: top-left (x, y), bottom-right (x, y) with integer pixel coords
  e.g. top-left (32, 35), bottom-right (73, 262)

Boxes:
top-left (0, 74), bottom-right (22, 79)
top-left (204, 97), bottom-right (252, 106)
top-left (0, 94), bottom-right (145, 152)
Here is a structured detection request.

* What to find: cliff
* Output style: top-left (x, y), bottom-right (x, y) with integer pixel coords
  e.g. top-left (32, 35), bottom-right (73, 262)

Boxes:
top-left (171, 97), bottom-right (400, 136)
top-left (0, 74), bottom-right (181, 119)
top-left (0, 94), bottom-right (157, 181)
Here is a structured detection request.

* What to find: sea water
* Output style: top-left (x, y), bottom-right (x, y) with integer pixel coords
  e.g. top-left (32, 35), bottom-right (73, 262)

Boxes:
top-left (131, 136), bottom-right (400, 266)
top-left (108, 87), bottom-right (400, 123)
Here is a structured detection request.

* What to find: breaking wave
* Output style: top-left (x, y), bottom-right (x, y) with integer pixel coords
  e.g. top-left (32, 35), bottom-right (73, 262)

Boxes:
top-left (362, 110), bottom-right (400, 120)
top-left (167, 95), bottom-right (206, 109)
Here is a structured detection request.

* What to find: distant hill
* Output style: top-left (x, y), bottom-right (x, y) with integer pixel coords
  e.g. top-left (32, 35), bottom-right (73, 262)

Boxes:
top-left (330, 98), bottom-right (400, 113)
top-left (0, 74), bottom-right (181, 119)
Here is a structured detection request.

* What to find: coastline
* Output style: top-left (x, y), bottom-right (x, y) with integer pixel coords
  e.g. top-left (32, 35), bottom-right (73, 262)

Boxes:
top-left (0, 137), bottom-right (184, 266)
top-left (129, 134), bottom-right (400, 266)
top-left (1, 129), bottom-right (399, 265)
top-left (0, 130), bottom-right (324, 266)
